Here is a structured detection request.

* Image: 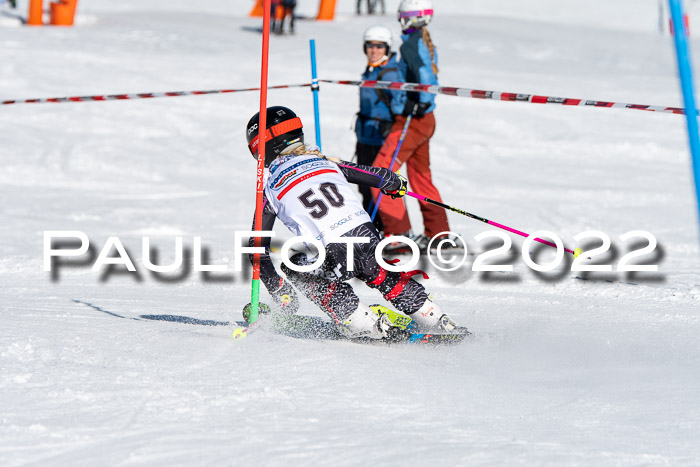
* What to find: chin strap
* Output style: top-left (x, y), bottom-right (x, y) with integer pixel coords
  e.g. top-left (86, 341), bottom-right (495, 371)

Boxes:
top-left (368, 56), bottom-right (389, 70)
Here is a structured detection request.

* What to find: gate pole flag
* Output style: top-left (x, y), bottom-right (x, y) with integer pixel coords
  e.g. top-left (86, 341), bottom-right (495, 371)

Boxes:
top-left (668, 0), bottom-right (700, 244)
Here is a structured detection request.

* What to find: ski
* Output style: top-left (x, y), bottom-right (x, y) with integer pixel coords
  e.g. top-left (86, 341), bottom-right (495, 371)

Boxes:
top-left (404, 329), bottom-right (471, 345)
top-left (79, 299), bottom-right (469, 346)
top-left (369, 305), bottom-right (471, 345)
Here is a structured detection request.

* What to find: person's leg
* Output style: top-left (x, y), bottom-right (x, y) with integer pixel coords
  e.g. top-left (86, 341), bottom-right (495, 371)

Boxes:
top-left (360, 249), bottom-right (458, 331)
top-left (404, 114), bottom-right (449, 238)
top-left (274, 3), bottom-right (284, 33)
top-left (280, 251), bottom-right (355, 323)
top-left (344, 222), bottom-right (463, 332)
top-left (289, 6), bottom-right (295, 33)
top-left (281, 242), bottom-right (386, 338)
top-left (370, 116), bottom-right (428, 235)
top-left (279, 7), bottom-right (289, 34)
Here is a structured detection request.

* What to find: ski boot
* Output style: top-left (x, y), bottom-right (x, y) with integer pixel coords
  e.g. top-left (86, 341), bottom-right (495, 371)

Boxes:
top-left (339, 303), bottom-right (391, 340)
top-left (411, 299), bottom-right (468, 334)
top-left (368, 305), bottom-right (414, 342)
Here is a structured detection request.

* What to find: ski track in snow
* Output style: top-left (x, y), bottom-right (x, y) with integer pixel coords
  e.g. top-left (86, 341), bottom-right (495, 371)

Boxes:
top-left (1, 0), bottom-right (700, 465)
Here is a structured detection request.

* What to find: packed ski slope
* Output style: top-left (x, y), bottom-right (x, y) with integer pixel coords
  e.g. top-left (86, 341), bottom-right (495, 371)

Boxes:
top-left (2, 0), bottom-right (700, 465)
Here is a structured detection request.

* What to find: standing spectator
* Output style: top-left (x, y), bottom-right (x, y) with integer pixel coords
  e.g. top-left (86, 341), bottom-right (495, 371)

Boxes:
top-left (357, 0), bottom-right (385, 15)
top-left (371, 0), bottom-right (449, 252)
top-left (356, 0), bottom-right (372, 15)
top-left (271, 0), bottom-right (281, 33)
top-left (355, 25), bottom-right (405, 232)
top-left (373, 0), bottom-right (386, 15)
top-left (274, 0), bottom-right (296, 34)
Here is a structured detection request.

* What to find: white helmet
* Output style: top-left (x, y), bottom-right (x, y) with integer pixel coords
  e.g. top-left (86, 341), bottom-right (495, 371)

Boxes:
top-left (363, 25), bottom-right (393, 50)
top-left (397, 0), bottom-right (433, 31)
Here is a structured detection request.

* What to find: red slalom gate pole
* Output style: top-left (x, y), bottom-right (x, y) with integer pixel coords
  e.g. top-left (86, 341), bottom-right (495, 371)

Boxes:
top-left (249, 0), bottom-right (272, 326)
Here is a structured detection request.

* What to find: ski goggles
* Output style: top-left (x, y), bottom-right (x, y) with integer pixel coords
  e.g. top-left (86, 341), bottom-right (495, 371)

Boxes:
top-left (398, 9), bottom-right (433, 19)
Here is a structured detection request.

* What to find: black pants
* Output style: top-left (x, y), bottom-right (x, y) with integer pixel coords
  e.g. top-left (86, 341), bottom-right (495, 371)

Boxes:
top-left (281, 222), bottom-right (428, 323)
top-left (355, 142), bottom-right (384, 232)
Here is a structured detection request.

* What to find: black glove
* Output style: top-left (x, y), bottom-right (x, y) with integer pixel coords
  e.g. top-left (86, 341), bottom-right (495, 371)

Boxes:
top-left (271, 279), bottom-right (299, 314)
top-left (381, 174), bottom-right (408, 199)
top-left (402, 99), bottom-right (430, 117)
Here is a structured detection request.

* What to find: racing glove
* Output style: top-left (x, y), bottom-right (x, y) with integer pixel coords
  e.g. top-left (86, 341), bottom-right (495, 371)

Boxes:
top-left (381, 174), bottom-right (408, 199)
top-left (402, 99), bottom-right (430, 117)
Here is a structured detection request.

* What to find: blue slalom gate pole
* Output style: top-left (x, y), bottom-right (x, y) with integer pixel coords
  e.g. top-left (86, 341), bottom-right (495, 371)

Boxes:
top-left (668, 0), bottom-right (700, 240)
top-left (370, 114), bottom-right (412, 221)
top-left (309, 39), bottom-right (322, 151)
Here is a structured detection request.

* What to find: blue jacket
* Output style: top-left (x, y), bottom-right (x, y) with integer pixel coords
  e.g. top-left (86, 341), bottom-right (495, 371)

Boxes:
top-left (356, 53), bottom-right (405, 146)
top-left (399, 29), bottom-right (438, 114)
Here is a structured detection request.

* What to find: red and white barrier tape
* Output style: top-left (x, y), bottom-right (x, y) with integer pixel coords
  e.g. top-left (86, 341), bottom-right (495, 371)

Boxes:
top-left (0, 83), bottom-right (311, 106)
top-left (2, 79), bottom-right (689, 116)
top-left (321, 79), bottom-right (688, 115)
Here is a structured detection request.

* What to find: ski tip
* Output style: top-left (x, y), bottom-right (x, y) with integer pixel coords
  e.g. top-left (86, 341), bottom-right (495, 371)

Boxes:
top-left (232, 327), bottom-right (248, 340)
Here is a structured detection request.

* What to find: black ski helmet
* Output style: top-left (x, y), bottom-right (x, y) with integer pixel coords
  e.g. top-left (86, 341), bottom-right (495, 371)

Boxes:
top-left (246, 106), bottom-right (304, 167)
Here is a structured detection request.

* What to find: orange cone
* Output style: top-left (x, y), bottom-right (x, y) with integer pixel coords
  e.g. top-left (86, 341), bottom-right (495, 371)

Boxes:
top-left (27, 0), bottom-right (43, 26)
top-left (249, 0), bottom-right (263, 17)
top-left (316, 0), bottom-right (336, 20)
top-left (50, 0), bottom-right (78, 26)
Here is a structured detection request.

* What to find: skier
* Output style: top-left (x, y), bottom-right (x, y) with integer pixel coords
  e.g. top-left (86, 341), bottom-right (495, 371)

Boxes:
top-left (371, 0), bottom-right (452, 252)
top-left (246, 106), bottom-right (463, 340)
top-left (355, 25), bottom-right (405, 232)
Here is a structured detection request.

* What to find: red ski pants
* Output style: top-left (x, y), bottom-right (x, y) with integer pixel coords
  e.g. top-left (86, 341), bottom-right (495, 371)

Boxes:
top-left (371, 113), bottom-right (449, 237)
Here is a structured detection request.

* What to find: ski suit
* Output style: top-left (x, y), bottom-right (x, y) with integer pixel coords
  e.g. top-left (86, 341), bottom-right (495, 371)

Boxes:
top-left (371, 29), bottom-right (450, 238)
top-left (249, 152), bottom-right (430, 324)
top-left (355, 52), bottom-right (405, 230)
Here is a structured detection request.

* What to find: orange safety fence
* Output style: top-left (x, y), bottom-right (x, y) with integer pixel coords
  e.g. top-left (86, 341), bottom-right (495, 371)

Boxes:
top-left (249, 0), bottom-right (335, 21)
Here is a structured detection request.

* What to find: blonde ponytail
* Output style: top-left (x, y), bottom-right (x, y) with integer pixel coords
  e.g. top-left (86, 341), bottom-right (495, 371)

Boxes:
top-left (287, 144), bottom-right (324, 157)
top-left (422, 28), bottom-right (439, 75)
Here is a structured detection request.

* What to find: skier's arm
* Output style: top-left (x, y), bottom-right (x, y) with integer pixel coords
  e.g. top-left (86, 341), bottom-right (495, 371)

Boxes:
top-left (400, 36), bottom-right (437, 114)
top-left (333, 159), bottom-right (403, 191)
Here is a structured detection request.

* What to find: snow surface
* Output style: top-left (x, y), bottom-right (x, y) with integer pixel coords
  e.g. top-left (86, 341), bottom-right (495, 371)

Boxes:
top-left (2, 0), bottom-right (700, 465)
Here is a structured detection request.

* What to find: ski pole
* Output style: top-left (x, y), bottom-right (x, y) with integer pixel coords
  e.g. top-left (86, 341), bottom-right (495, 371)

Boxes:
top-left (370, 114), bottom-right (412, 221)
top-left (405, 191), bottom-right (578, 256)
